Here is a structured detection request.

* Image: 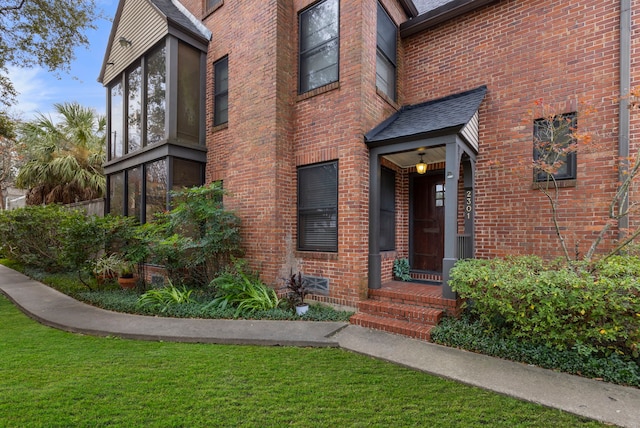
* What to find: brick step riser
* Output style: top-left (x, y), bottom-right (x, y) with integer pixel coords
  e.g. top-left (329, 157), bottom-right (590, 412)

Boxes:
top-left (357, 302), bottom-right (442, 325)
top-left (350, 314), bottom-right (432, 341)
top-left (368, 294), bottom-right (456, 311)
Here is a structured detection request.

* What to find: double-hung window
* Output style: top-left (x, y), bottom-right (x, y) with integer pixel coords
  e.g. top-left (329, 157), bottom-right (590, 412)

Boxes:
top-left (213, 56), bottom-right (229, 126)
top-left (376, 3), bottom-right (397, 101)
top-left (299, 0), bottom-right (339, 94)
top-left (298, 161), bottom-right (338, 252)
top-left (533, 112), bottom-right (577, 181)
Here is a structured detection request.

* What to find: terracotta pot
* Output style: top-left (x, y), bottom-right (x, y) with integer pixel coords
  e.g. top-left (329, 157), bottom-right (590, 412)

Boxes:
top-left (118, 276), bottom-right (137, 290)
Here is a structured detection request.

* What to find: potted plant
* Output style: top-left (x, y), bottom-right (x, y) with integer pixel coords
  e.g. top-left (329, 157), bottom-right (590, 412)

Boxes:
top-left (393, 258), bottom-right (412, 282)
top-left (93, 254), bottom-right (123, 285)
top-left (285, 270), bottom-right (309, 315)
top-left (117, 262), bottom-right (137, 290)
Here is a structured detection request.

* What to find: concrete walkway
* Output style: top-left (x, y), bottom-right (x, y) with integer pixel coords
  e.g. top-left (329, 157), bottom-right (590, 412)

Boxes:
top-left (0, 264), bottom-right (638, 427)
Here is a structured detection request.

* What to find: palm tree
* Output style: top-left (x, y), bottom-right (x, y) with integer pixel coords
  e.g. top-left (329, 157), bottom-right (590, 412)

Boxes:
top-left (16, 102), bottom-right (106, 205)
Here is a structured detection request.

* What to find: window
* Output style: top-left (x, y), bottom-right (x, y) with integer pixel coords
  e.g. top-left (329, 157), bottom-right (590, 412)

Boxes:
top-left (127, 65), bottom-right (142, 153)
top-left (380, 167), bottom-right (395, 251)
top-left (146, 159), bottom-right (168, 221)
top-left (107, 157), bottom-right (204, 221)
top-left (109, 172), bottom-right (125, 216)
top-left (298, 161), bottom-right (338, 252)
top-left (109, 81), bottom-right (123, 159)
top-left (172, 158), bottom-right (204, 191)
top-left (213, 56), bottom-right (228, 126)
top-left (177, 42), bottom-right (201, 142)
top-left (533, 112), bottom-right (577, 181)
top-left (299, 0), bottom-right (339, 94)
top-left (127, 167), bottom-right (143, 222)
top-left (376, 3), bottom-right (397, 101)
top-left (146, 45), bottom-right (166, 145)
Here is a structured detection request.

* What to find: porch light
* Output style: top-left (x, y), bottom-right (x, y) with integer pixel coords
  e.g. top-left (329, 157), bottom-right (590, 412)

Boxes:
top-left (118, 36), bottom-right (132, 47)
top-left (416, 152), bottom-right (427, 174)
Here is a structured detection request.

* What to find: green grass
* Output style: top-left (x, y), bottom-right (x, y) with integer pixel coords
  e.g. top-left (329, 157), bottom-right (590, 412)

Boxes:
top-left (0, 295), bottom-right (602, 427)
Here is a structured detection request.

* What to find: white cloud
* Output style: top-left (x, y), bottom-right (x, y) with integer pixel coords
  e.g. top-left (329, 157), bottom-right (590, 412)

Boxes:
top-left (6, 65), bottom-right (106, 122)
top-left (6, 66), bottom-right (57, 120)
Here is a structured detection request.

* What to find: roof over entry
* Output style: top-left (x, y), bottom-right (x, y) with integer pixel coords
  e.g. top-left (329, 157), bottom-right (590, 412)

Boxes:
top-left (365, 85), bottom-right (487, 153)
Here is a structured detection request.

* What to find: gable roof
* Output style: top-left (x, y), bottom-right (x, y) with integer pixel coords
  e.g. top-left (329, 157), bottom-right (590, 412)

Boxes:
top-left (151, 0), bottom-right (212, 40)
top-left (98, 0), bottom-right (211, 84)
top-left (365, 85), bottom-right (487, 146)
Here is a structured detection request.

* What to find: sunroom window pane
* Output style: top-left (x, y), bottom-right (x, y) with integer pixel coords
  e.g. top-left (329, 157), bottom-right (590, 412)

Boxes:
top-left (109, 172), bottom-right (124, 215)
top-left (177, 42), bottom-right (200, 143)
top-left (127, 167), bottom-right (143, 222)
top-left (146, 45), bottom-right (166, 145)
top-left (146, 159), bottom-right (167, 221)
top-left (127, 65), bottom-right (142, 153)
top-left (110, 82), bottom-right (123, 159)
top-left (172, 158), bottom-right (203, 191)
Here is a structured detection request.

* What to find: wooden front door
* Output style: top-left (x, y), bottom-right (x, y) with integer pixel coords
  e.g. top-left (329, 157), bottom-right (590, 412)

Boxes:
top-left (411, 172), bottom-right (445, 272)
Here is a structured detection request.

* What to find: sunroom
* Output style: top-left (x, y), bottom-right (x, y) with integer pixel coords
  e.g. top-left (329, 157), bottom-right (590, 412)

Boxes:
top-left (98, 0), bottom-right (211, 222)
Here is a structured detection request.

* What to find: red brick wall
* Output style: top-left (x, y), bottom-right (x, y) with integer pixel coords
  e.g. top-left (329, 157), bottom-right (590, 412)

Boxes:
top-left (194, 0), bottom-right (412, 306)
top-left (197, 1), bottom-right (297, 289)
top-left (403, 0), bottom-right (632, 260)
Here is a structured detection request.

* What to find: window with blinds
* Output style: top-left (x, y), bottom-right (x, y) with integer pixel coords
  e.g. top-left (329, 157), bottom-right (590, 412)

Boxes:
top-left (297, 161), bottom-right (338, 252)
top-left (380, 167), bottom-right (396, 251)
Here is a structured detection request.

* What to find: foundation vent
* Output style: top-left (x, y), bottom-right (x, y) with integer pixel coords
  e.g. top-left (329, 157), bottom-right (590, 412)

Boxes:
top-left (304, 276), bottom-right (329, 296)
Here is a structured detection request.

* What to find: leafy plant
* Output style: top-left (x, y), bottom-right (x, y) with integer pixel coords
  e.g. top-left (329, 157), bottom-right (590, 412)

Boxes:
top-left (449, 255), bottom-right (640, 358)
top-left (208, 259), bottom-right (280, 317)
top-left (144, 183), bottom-right (243, 287)
top-left (137, 282), bottom-right (195, 313)
top-left (0, 204), bottom-right (75, 271)
top-left (393, 258), bottom-right (411, 281)
top-left (93, 254), bottom-right (123, 279)
top-left (285, 270), bottom-right (309, 307)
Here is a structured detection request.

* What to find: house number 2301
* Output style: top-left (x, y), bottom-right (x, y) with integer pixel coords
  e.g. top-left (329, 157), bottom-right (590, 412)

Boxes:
top-left (465, 190), bottom-right (473, 219)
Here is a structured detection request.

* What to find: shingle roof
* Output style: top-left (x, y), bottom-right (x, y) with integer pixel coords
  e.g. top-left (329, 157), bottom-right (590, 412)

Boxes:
top-left (150, 0), bottom-right (212, 40)
top-left (412, 0), bottom-right (456, 14)
top-left (365, 85), bottom-right (487, 144)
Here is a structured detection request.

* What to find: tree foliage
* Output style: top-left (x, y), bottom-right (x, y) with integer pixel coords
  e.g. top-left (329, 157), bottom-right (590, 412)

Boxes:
top-left (0, 112), bottom-right (23, 208)
top-left (0, 0), bottom-right (99, 108)
top-left (530, 96), bottom-right (640, 262)
top-left (16, 102), bottom-right (106, 204)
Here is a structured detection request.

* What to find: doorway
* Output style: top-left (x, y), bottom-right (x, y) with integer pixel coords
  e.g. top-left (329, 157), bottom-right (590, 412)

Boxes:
top-left (410, 171), bottom-right (445, 273)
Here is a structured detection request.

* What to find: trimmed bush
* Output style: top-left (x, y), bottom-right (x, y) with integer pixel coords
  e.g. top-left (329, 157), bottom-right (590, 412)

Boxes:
top-left (449, 255), bottom-right (640, 358)
top-left (0, 205), bottom-right (80, 271)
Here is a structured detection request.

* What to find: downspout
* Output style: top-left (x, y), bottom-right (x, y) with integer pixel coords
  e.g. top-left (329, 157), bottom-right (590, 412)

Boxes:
top-left (619, 0), bottom-right (631, 235)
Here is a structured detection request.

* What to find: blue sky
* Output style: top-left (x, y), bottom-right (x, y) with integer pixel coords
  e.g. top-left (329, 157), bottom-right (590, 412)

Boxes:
top-left (8, 0), bottom-right (119, 122)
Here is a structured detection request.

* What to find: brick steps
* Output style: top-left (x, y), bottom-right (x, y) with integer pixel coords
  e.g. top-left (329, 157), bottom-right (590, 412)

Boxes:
top-left (358, 300), bottom-right (443, 325)
top-left (349, 281), bottom-right (460, 342)
top-left (350, 312), bottom-right (435, 341)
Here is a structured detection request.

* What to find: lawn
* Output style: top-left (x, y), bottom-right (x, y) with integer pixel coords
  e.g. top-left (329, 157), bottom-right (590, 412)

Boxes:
top-left (0, 296), bottom-right (602, 427)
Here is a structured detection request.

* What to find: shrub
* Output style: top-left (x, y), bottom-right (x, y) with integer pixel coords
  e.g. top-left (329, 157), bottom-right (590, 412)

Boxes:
top-left (144, 183), bottom-right (243, 287)
top-left (208, 259), bottom-right (280, 317)
top-left (0, 205), bottom-right (79, 271)
top-left (449, 255), bottom-right (640, 358)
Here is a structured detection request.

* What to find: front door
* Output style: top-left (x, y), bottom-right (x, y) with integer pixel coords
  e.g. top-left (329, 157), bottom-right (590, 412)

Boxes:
top-left (411, 172), bottom-right (445, 272)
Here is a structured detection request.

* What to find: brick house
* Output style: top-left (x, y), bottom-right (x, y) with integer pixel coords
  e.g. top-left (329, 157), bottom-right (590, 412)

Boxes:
top-left (99, 0), bottom-right (636, 337)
